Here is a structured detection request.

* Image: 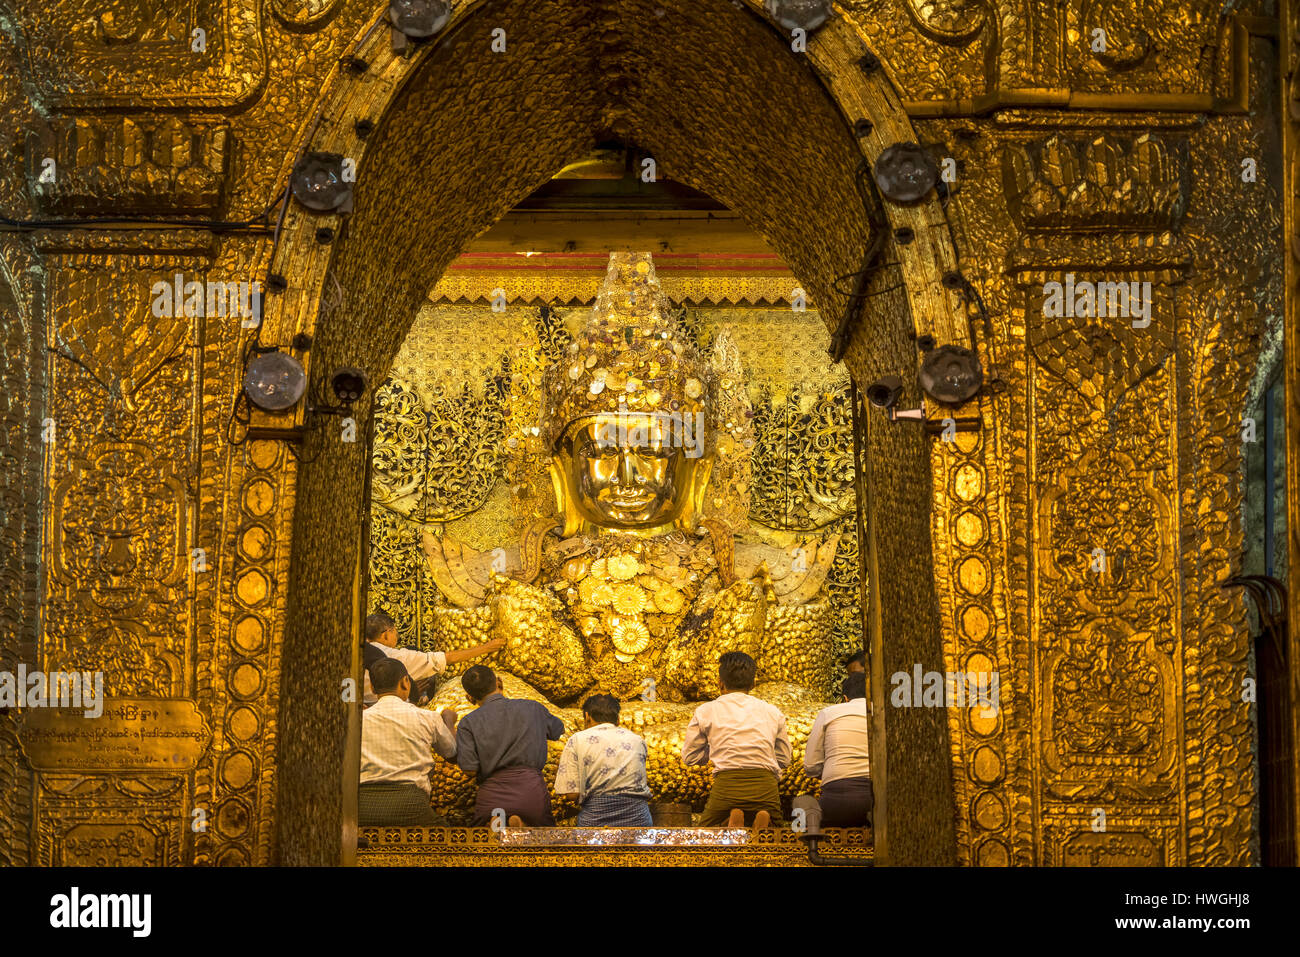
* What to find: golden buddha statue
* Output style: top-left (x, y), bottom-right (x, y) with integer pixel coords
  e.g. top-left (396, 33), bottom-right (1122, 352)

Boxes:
top-left (422, 252), bottom-right (845, 818)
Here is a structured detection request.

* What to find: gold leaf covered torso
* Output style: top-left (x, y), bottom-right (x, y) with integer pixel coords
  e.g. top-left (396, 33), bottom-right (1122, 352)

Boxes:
top-left (423, 523), bottom-right (839, 702)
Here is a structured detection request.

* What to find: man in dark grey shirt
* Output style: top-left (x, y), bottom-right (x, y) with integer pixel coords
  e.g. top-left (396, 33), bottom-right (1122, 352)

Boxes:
top-left (456, 665), bottom-right (565, 827)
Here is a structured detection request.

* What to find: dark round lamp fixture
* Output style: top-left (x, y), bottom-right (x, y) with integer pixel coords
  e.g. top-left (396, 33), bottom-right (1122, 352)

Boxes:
top-left (388, 0), bottom-right (452, 38)
top-left (865, 374), bottom-right (903, 410)
top-left (244, 350), bottom-right (308, 413)
top-left (873, 143), bottom-right (939, 204)
top-left (290, 152), bottom-right (353, 213)
top-left (765, 0), bottom-right (832, 32)
top-left (331, 367), bottom-right (370, 405)
top-left (918, 345), bottom-right (983, 405)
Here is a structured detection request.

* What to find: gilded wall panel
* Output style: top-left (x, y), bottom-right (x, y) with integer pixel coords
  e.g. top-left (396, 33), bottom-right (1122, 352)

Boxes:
top-left (0, 0), bottom-right (266, 109)
top-left (29, 231), bottom-right (213, 865)
top-left (0, 0), bottom-right (1284, 866)
top-left (0, 245), bottom-right (43, 867)
top-left (922, 27), bottom-right (1277, 859)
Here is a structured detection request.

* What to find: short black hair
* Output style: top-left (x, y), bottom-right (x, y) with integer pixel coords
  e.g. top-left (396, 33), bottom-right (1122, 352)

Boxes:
top-left (718, 651), bottom-right (757, 692)
top-left (462, 665), bottom-right (497, 702)
top-left (582, 694), bottom-right (620, 725)
top-left (842, 672), bottom-right (867, 701)
top-left (365, 611), bottom-right (396, 643)
top-left (844, 650), bottom-right (866, 668)
top-left (370, 657), bottom-right (410, 695)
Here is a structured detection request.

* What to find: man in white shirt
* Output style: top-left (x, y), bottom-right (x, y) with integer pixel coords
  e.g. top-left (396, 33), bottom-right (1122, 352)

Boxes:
top-left (682, 651), bottom-right (791, 828)
top-left (359, 657), bottom-right (459, 826)
top-left (362, 611), bottom-right (503, 707)
top-left (804, 672), bottom-right (872, 827)
top-left (555, 694), bottom-right (653, 826)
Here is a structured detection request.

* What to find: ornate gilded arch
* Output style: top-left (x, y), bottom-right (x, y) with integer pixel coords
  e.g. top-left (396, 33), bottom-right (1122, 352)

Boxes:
top-left (257, 0), bottom-right (971, 865)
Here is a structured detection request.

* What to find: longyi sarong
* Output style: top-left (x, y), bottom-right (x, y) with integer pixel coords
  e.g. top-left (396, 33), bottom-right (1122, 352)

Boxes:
top-left (358, 782), bottom-right (443, 826)
top-left (577, 792), bottom-right (654, 827)
top-left (700, 768), bottom-right (783, 826)
top-left (819, 775), bottom-right (873, 827)
top-left (472, 766), bottom-right (553, 826)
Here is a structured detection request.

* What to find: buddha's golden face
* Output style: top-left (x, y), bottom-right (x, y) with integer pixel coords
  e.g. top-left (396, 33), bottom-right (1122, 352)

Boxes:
top-left (563, 416), bottom-right (698, 529)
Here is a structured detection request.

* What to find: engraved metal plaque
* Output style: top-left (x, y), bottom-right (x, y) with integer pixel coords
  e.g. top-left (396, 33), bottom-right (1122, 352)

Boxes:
top-left (18, 698), bottom-right (212, 772)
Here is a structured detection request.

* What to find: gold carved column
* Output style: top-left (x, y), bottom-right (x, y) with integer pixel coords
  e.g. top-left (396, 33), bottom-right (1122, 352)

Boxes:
top-left (25, 228), bottom-right (216, 864)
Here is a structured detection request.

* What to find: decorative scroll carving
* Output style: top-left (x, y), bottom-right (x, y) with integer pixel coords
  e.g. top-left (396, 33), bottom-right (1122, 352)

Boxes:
top-left (749, 385), bottom-right (855, 530)
top-left (270, 0), bottom-right (343, 29)
top-left (371, 376), bottom-right (509, 523)
top-left (6, 0), bottom-right (266, 109)
top-left (1017, 267), bottom-right (1183, 408)
top-left (1078, 0), bottom-right (1154, 72)
top-left (904, 0), bottom-right (987, 45)
top-left (26, 117), bottom-right (230, 217)
top-left (1003, 133), bottom-right (1188, 233)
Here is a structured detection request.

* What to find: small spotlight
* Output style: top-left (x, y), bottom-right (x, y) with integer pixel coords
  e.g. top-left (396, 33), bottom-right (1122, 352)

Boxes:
top-left (244, 350), bottom-right (307, 413)
top-left (918, 345), bottom-right (983, 405)
top-left (873, 143), bottom-right (939, 204)
top-left (765, 0), bottom-right (832, 33)
top-left (331, 367), bottom-right (370, 405)
top-left (290, 152), bottom-right (354, 213)
top-left (388, 0), bottom-right (451, 38)
top-left (865, 374), bottom-right (903, 410)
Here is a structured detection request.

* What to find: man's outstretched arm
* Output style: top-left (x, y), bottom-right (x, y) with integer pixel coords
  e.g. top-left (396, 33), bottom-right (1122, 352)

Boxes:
top-left (444, 637), bottom-right (506, 665)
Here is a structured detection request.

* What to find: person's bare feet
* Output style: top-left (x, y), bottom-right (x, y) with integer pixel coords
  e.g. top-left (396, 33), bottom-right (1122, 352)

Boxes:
top-left (727, 808), bottom-right (744, 827)
top-left (508, 815), bottom-right (524, 828)
top-left (752, 810), bottom-right (771, 831)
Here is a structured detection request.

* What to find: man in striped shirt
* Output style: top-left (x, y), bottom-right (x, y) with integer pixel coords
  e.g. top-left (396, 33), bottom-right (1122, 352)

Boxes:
top-left (359, 657), bottom-right (459, 825)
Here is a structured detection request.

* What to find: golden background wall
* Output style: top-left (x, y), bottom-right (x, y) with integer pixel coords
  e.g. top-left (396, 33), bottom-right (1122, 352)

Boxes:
top-left (0, 0), bottom-right (1288, 866)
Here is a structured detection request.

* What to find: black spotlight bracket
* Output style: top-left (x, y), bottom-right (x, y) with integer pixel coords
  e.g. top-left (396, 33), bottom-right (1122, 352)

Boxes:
top-left (245, 424), bottom-right (307, 443)
top-left (865, 393), bottom-right (983, 439)
top-left (889, 406), bottom-right (983, 439)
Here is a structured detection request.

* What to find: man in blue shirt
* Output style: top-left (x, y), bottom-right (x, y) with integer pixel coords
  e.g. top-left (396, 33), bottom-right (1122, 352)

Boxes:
top-left (456, 665), bottom-right (565, 827)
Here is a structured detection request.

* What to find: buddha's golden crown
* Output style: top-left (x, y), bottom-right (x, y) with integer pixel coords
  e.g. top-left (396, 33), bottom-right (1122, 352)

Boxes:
top-left (540, 252), bottom-right (714, 449)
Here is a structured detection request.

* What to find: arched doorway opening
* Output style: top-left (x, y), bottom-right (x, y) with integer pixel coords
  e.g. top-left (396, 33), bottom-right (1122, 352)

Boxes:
top-left (261, 0), bottom-right (962, 865)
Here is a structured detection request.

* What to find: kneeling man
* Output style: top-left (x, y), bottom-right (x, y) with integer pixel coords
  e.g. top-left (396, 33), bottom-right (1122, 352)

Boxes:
top-left (359, 658), bottom-right (458, 826)
top-left (804, 671), bottom-right (872, 827)
top-left (555, 694), bottom-right (654, 826)
top-left (456, 666), bottom-right (565, 827)
top-left (682, 651), bottom-right (791, 828)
